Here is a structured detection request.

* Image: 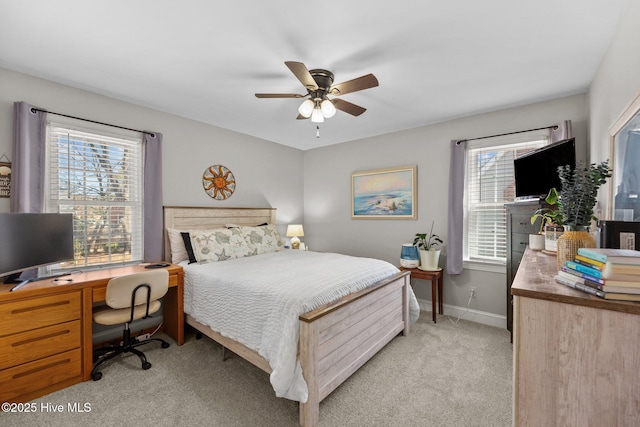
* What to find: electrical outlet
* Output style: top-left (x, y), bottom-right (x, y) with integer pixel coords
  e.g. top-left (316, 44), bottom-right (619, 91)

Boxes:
top-left (470, 287), bottom-right (477, 298)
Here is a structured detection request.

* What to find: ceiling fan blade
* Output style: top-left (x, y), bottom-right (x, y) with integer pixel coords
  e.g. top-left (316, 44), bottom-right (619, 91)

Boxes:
top-left (285, 61), bottom-right (319, 91)
top-left (329, 73), bottom-right (379, 96)
top-left (255, 93), bottom-right (306, 98)
top-left (296, 114), bottom-right (308, 120)
top-left (332, 98), bottom-right (367, 116)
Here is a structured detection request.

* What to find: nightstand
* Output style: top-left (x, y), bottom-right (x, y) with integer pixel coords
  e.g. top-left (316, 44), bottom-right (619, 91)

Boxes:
top-left (399, 267), bottom-right (444, 323)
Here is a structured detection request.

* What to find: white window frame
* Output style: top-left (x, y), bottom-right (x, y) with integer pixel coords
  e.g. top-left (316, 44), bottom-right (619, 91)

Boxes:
top-left (463, 131), bottom-right (549, 272)
top-left (44, 117), bottom-right (144, 273)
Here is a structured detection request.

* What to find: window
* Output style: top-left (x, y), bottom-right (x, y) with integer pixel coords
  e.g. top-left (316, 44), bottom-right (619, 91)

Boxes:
top-left (464, 134), bottom-right (548, 266)
top-left (45, 119), bottom-right (144, 271)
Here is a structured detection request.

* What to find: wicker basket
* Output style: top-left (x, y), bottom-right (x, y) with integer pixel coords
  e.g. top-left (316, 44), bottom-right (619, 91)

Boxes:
top-left (556, 228), bottom-right (596, 271)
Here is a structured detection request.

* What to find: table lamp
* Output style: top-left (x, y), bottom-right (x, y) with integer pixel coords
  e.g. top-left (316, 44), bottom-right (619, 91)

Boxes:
top-left (286, 224), bottom-right (304, 249)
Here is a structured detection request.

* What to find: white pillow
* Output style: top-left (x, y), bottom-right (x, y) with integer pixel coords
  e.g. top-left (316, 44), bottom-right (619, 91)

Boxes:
top-left (167, 228), bottom-right (189, 264)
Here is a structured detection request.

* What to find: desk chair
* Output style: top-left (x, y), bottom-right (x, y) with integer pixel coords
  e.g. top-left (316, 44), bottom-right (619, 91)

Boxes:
top-left (91, 269), bottom-right (171, 381)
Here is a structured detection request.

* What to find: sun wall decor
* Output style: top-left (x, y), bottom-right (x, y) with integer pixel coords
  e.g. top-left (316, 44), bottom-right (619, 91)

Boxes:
top-left (202, 164), bottom-right (236, 200)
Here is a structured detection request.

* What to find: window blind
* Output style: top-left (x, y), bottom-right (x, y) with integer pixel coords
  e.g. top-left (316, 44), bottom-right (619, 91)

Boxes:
top-left (465, 137), bottom-right (547, 263)
top-left (46, 121), bottom-right (144, 270)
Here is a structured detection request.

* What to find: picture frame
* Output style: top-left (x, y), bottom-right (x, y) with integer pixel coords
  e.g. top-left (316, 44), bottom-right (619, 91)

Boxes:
top-left (608, 91), bottom-right (640, 221)
top-left (351, 165), bottom-right (417, 219)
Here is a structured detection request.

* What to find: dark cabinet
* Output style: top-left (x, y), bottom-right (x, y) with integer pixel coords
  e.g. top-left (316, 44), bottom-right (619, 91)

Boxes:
top-left (506, 201), bottom-right (544, 335)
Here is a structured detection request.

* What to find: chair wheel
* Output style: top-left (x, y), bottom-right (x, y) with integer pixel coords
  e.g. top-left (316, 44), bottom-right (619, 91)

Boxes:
top-left (142, 361), bottom-right (152, 370)
top-left (91, 371), bottom-right (103, 381)
top-left (161, 342), bottom-right (170, 348)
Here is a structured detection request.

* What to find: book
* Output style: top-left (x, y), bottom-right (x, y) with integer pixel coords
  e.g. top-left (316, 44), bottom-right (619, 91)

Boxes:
top-left (560, 270), bottom-right (640, 293)
top-left (565, 260), bottom-right (601, 279)
top-left (602, 262), bottom-right (640, 279)
top-left (574, 254), bottom-right (605, 269)
top-left (555, 274), bottom-right (605, 297)
top-left (581, 279), bottom-right (640, 294)
top-left (560, 266), bottom-right (603, 284)
top-left (562, 265), bottom-right (640, 287)
top-left (556, 273), bottom-right (640, 301)
top-left (576, 247), bottom-right (640, 264)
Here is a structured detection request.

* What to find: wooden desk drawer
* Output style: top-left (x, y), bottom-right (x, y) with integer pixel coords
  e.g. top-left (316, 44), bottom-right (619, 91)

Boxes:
top-left (0, 292), bottom-right (81, 337)
top-left (0, 320), bottom-right (81, 370)
top-left (0, 348), bottom-right (82, 403)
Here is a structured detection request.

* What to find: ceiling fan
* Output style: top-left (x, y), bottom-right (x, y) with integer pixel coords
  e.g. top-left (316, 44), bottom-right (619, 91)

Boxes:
top-left (255, 61), bottom-right (379, 123)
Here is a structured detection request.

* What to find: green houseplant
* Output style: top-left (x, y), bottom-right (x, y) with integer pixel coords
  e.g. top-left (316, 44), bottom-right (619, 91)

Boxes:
top-left (530, 187), bottom-right (564, 251)
top-left (554, 160), bottom-right (611, 269)
top-left (413, 221), bottom-right (443, 270)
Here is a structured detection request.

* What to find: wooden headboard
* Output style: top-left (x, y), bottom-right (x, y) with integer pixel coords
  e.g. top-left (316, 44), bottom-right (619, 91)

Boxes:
top-left (163, 206), bottom-right (277, 261)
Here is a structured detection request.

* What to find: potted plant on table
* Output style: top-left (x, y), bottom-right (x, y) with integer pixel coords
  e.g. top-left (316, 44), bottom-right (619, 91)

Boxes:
top-left (530, 187), bottom-right (564, 252)
top-left (554, 160), bottom-right (611, 269)
top-left (413, 220), bottom-right (444, 270)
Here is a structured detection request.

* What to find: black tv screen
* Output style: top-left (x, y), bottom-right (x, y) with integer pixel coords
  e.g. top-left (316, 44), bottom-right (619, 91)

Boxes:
top-left (514, 138), bottom-right (576, 199)
top-left (0, 213), bottom-right (74, 280)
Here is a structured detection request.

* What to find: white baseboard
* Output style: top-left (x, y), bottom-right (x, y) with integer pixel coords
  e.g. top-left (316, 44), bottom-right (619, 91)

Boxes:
top-left (416, 298), bottom-right (507, 329)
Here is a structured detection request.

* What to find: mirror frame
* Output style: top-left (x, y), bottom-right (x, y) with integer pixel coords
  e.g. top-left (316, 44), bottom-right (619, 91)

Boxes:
top-left (608, 91), bottom-right (640, 221)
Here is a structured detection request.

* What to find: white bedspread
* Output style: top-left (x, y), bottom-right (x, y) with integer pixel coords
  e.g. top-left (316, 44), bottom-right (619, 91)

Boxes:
top-left (182, 250), bottom-right (420, 402)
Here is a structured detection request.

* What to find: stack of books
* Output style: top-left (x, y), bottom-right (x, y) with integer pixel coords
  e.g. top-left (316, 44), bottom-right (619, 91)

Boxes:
top-left (555, 247), bottom-right (640, 301)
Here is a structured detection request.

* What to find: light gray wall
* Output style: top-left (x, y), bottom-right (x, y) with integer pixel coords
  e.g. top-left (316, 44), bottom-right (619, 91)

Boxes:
top-left (588, 0), bottom-right (640, 203)
top-left (303, 94), bottom-right (588, 322)
top-left (0, 68), bottom-right (305, 236)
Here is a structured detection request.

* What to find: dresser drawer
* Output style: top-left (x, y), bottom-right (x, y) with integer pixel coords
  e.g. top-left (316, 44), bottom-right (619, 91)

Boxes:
top-left (510, 213), bottom-right (537, 235)
top-left (0, 348), bottom-right (82, 403)
top-left (511, 232), bottom-right (530, 254)
top-left (0, 292), bottom-right (81, 337)
top-left (0, 320), bottom-right (81, 370)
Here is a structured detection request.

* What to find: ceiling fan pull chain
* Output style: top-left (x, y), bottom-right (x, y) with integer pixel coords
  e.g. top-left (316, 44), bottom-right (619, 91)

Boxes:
top-left (316, 125), bottom-right (320, 138)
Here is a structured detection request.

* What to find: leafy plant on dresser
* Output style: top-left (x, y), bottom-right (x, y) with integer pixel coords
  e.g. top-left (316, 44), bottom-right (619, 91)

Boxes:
top-left (556, 160), bottom-right (611, 228)
top-left (413, 220), bottom-right (443, 250)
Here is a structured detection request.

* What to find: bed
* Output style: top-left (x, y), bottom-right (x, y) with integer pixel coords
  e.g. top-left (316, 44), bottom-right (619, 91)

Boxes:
top-left (163, 206), bottom-right (419, 427)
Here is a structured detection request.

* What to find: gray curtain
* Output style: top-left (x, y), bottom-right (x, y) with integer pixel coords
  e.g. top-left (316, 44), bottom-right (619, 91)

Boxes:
top-left (143, 132), bottom-right (164, 262)
top-left (11, 101), bottom-right (46, 213)
top-left (446, 139), bottom-right (466, 274)
top-left (550, 120), bottom-right (572, 143)
top-left (12, 101), bottom-right (164, 263)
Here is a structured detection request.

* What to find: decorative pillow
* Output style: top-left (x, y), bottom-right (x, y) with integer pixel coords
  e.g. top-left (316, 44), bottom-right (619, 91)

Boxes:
top-left (180, 232), bottom-right (197, 264)
top-left (167, 228), bottom-right (189, 264)
top-left (240, 224), bottom-right (284, 255)
top-left (189, 228), bottom-right (253, 262)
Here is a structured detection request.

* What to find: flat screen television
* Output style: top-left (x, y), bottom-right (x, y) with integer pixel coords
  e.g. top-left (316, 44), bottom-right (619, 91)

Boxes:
top-left (514, 138), bottom-right (576, 199)
top-left (0, 213), bottom-right (74, 290)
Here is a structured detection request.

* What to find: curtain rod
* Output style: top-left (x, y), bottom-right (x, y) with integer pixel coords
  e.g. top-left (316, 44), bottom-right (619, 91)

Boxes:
top-left (457, 125), bottom-right (558, 144)
top-left (30, 107), bottom-right (155, 137)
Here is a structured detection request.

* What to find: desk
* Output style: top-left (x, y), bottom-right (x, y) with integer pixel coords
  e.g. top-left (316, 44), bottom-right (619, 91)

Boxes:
top-left (400, 267), bottom-right (443, 323)
top-left (0, 263), bottom-right (183, 403)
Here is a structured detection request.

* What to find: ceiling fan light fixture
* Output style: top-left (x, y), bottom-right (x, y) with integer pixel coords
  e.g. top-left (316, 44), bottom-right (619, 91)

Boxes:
top-left (311, 107), bottom-right (325, 123)
top-left (298, 99), bottom-right (314, 118)
top-left (320, 99), bottom-right (336, 118)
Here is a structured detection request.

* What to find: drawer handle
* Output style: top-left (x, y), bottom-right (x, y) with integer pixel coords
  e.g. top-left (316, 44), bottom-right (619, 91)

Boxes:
top-left (12, 330), bottom-right (71, 347)
top-left (12, 300), bottom-right (70, 315)
top-left (12, 358), bottom-right (71, 380)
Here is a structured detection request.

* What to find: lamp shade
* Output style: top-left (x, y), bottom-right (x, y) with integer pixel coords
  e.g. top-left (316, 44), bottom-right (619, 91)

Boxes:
top-left (311, 107), bottom-right (324, 123)
top-left (286, 224), bottom-right (304, 237)
top-left (320, 99), bottom-right (336, 118)
top-left (298, 99), bottom-right (314, 118)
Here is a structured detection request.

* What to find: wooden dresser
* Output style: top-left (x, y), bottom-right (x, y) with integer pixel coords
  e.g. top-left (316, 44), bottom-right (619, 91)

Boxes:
top-left (0, 264), bottom-right (183, 403)
top-left (511, 248), bottom-right (640, 426)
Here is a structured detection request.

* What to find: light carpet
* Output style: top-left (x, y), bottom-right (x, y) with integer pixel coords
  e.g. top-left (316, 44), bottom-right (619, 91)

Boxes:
top-left (1, 313), bottom-right (513, 427)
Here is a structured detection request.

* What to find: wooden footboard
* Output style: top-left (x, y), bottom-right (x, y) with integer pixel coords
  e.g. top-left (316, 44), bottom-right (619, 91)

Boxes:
top-left (298, 271), bottom-right (410, 427)
top-left (185, 270), bottom-right (411, 427)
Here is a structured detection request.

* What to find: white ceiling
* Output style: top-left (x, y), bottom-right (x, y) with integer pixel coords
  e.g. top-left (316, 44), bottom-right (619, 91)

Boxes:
top-left (0, 1), bottom-right (629, 150)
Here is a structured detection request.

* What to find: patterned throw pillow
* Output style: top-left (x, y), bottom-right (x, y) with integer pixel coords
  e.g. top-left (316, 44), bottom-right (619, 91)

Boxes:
top-left (189, 228), bottom-right (253, 262)
top-left (240, 224), bottom-right (284, 255)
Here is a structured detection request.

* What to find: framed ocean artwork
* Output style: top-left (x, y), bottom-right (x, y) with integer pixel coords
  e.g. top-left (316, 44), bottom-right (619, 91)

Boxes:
top-left (351, 165), bottom-right (417, 219)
